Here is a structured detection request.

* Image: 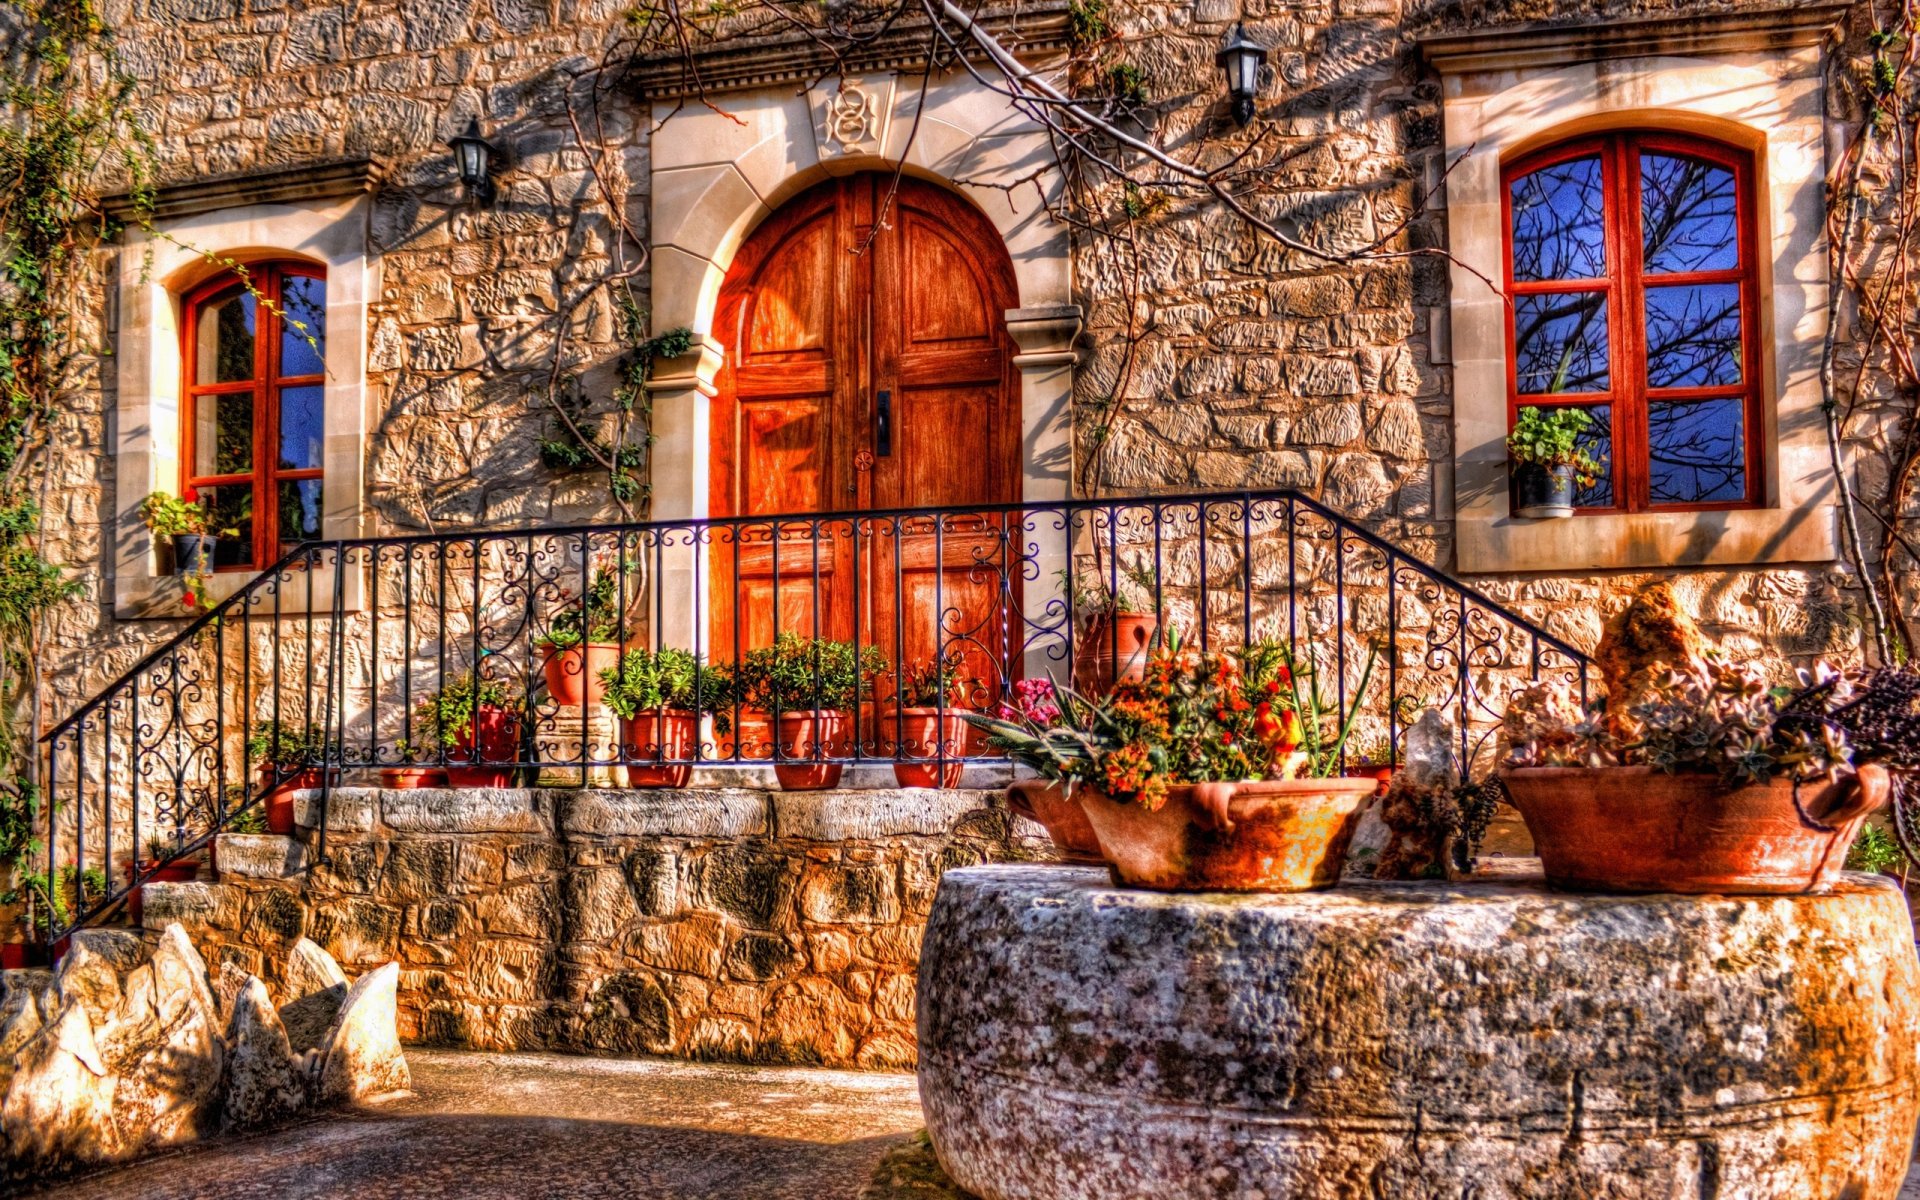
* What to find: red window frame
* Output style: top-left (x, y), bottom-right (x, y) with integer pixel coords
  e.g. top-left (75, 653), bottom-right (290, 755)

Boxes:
top-left (180, 262), bottom-right (325, 570)
top-left (1501, 131), bottom-right (1763, 514)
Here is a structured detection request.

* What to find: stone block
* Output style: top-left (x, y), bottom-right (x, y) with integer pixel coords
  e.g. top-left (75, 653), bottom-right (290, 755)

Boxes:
top-left (381, 788), bottom-right (551, 834)
top-left (798, 861), bottom-right (901, 926)
top-left (724, 932), bottom-right (804, 983)
top-left (474, 882), bottom-right (558, 940)
top-left (771, 789), bottom-right (997, 840)
top-left (294, 788), bottom-right (376, 833)
top-left (140, 882), bottom-right (237, 932)
top-left (561, 789), bottom-right (768, 838)
top-left (381, 839), bottom-right (458, 900)
top-left (629, 913), bottom-right (728, 976)
top-left (214, 834), bottom-right (310, 879)
top-left (687, 845), bottom-right (801, 929)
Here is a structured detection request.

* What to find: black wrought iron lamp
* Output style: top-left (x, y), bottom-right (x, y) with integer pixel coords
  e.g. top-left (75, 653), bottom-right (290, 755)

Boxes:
top-left (448, 117), bottom-right (496, 204)
top-left (1216, 25), bottom-right (1267, 127)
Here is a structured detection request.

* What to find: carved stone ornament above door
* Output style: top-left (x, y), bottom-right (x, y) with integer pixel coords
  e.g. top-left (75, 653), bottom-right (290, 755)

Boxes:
top-left (810, 75), bottom-right (895, 157)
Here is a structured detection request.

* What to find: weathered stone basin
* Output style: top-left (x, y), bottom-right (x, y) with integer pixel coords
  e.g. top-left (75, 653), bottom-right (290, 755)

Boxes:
top-left (917, 865), bottom-right (1920, 1200)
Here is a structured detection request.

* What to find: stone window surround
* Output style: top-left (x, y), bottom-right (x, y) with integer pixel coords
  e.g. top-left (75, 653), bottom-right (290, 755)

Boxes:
top-left (113, 191), bottom-right (374, 618)
top-left (1424, 6), bottom-right (1846, 575)
top-left (640, 68), bottom-right (1080, 666)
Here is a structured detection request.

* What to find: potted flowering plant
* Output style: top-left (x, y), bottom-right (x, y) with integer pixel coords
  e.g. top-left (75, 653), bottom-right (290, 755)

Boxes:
top-left (600, 647), bottom-right (733, 788)
top-left (881, 651), bottom-right (978, 789)
top-left (139, 490), bottom-right (236, 575)
top-left (996, 678), bottom-right (1104, 863)
top-left (1499, 660), bottom-right (1913, 893)
top-left (736, 632), bottom-right (887, 790)
top-left (537, 559), bottom-right (632, 707)
top-left (1507, 406), bottom-right (1603, 519)
top-left (420, 672), bottom-right (524, 787)
top-left (248, 719), bottom-right (340, 833)
top-left (1065, 562), bottom-right (1160, 694)
top-left (379, 739), bottom-right (447, 789)
top-left (968, 634), bottom-right (1377, 892)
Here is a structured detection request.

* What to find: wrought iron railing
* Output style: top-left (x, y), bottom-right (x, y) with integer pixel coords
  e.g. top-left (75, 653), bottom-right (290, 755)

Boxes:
top-left (34, 489), bottom-right (1589, 942)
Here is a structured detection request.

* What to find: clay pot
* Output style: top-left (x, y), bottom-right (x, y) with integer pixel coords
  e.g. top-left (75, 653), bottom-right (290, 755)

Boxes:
top-left (127, 858), bottom-right (200, 924)
top-left (257, 765), bottom-right (339, 833)
top-left (379, 766), bottom-right (448, 789)
top-left (1073, 611), bottom-right (1158, 695)
top-left (621, 709), bottom-right (700, 788)
top-left (446, 705), bottom-right (521, 788)
top-left (1503, 765), bottom-right (1891, 894)
top-left (882, 708), bottom-right (968, 789)
top-left (541, 641), bottom-right (621, 707)
top-left (0, 943), bottom-right (26, 970)
top-left (1077, 778), bottom-right (1378, 892)
top-left (1349, 765), bottom-right (1396, 794)
top-left (1007, 780), bottom-right (1104, 864)
top-left (774, 709), bottom-right (849, 791)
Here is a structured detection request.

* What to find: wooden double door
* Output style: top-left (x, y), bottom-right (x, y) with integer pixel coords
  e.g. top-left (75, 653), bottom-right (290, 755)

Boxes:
top-left (710, 174), bottom-right (1022, 683)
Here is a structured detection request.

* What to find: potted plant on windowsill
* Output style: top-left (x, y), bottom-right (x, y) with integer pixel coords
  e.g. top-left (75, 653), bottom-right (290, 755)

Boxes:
top-left (537, 558), bottom-right (633, 708)
top-left (1498, 661), bottom-right (1913, 894)
top-left (421, 672), bottom-right (524, 788)
top-left (1507, 406), bottom-right (1602, 519)
top-left (601, 647), bottom-right (733, 788)
top-left (968, 633), bottom-right (1378, 892)
top-left (248, 719), bottom-right (340, 833)
top-left (140, 489), bottom-right (238, 610)
top-left (881, 651), bottom-right (978, 789)
top-left (737, 632), bottom-right (887, 791)
top-left (1067, 563), bottom-right (1160, 695)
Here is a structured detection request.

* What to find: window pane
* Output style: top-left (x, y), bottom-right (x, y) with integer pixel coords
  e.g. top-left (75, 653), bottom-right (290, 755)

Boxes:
top-left (1514, 292), bottom-right (1610, 394)
top-left (194, 290), bottom-right (255, 384)
top-left (1641, 154), bottom-right (1738, 274)
top-left (276, 479), bottom-right (322, 548)
top-left (1649, 399), bottom-right (1746, 504)
top-left (1645, 283), bottom-right (1742, 388)
top-left (1573, 404), bottom-right (1614, 509)
top-left (279, 274), bottom-right (326, 376)
top-left (194, 485), bottom-right (254, 569)
top-left (279, 385), bottom-right (324, 470)
top-left (1509, 156), bottom-right (1607, 282)
top-left (193, 392), bottom-right (254, 477)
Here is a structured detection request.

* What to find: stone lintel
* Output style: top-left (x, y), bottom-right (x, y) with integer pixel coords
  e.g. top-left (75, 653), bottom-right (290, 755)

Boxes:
top-left (101, 157), bottom-right (385, 224)
top-left (1417, 3), bottom-right (1849, 75)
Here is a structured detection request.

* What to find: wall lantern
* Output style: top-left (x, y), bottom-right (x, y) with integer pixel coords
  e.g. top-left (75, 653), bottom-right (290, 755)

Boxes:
top-left (1216, 25), bottom-right (1267, 127)
top-left (448, 117), bottom-right (496, 203)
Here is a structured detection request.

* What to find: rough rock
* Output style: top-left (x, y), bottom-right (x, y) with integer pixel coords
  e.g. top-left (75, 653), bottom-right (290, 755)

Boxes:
top-left (279, 983), bottom-right (347, 1054)
top-left (54, 940), bottom-right (123, 1027)
top-left (222, 977), bottom-right (306, 1129)
top-left (919, 866), bottom-right (1920, 1200)
top-left (1, 999), bottom-right (116, 1169)
top-left (315, 962), bottom-right (410, 1103)
top-left (285, 936), bottom-right (349, 1003)
top-left (1372, 708), bottom-right (1458, 881)
top-left (1594, 580), bottom-right (1711, 711)
top-left (96, 925), bottom-right (225, 1151)
top-left (0, 982), bottom-right (46, 1095)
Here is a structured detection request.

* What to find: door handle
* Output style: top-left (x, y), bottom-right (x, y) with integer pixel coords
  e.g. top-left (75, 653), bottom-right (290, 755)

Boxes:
top-left (875, 389), bottom-right (892, 457)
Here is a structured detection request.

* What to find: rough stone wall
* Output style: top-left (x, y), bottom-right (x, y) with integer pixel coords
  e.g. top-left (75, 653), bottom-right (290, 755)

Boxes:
top-left (140, 787), bottom-right (1045, 1069)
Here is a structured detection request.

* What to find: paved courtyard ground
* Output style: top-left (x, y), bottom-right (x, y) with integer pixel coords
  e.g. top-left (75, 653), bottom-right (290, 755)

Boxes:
top-left (23, 1048), bottom-right (1920, 1199)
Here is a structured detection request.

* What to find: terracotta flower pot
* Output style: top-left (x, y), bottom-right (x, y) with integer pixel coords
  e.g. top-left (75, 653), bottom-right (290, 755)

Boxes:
top-left (1073, 611), bottom-right (1157, 695)
top-left (774, 709), bottom-right (849, 791)
top-left (127, 858), bottom-right (200, 924)
top-left (541, 641), bottom-right (621, 708)
top-left (621, 708), bottom-right (700, 788)
top-left (882, 707), bottom-right (968, 788)
top-left (446, 704), bottom-right (521, 788)
top-left (1007, 780), bottom-right (1104, 864)
top-left (1348, 765), bottom-right (1396, 794)
top-left (1077, 778), bottom-right (1378, 892)
top-left (0, 942), bottom-right (26, 970)
top-left (380, 766), bottom-right (448, 789)
top-left (1503, 765), bottom-right (1891, 894)
top-left (257, 765), bottom-right (339, 833)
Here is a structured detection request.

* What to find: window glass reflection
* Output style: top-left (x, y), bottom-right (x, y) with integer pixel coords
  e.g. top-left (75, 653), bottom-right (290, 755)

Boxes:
top-left (1510, 156), bottom-right (1607, 282)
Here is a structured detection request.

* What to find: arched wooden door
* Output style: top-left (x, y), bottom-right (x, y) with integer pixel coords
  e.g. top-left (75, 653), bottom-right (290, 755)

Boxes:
top-left (709, 174), bottom-right (1021, 687)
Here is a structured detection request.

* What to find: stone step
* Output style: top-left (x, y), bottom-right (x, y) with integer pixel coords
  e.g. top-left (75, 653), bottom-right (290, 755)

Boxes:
top-left (214, 834), bottom-right (309, 880)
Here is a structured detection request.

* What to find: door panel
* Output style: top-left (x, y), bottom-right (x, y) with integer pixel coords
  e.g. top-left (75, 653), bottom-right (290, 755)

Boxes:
top-left (711, 175), bottom-right (1019, 708)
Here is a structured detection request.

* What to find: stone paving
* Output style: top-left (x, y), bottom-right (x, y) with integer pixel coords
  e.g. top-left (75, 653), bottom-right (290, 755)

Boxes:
top-left (24, 1050), bottom-right (926, 1200)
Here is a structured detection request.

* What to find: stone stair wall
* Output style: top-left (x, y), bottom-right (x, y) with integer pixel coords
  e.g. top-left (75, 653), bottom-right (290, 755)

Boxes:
top-left (140, 787), bottom-right (1048, 1070)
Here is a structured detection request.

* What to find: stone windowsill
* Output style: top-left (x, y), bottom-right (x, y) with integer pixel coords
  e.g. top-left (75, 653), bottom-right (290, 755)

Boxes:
top-left (114, 559), bottom-right (365, 621)
top-left (1456, 504), bottom-right (1838, 575)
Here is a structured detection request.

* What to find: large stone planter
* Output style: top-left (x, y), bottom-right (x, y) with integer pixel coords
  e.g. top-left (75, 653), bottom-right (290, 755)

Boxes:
top-left (917, 865), bottom-right (1920, 1200)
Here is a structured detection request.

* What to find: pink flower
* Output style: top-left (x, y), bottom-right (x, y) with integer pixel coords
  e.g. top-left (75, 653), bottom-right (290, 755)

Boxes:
top-left (999, 678), bottom-right (1061, 727)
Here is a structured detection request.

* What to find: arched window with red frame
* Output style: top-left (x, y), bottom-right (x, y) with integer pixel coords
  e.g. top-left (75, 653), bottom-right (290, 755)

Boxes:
top-left (182, 262), bottom-right (326, 571)
top-left (1503, 131), bottom-right (1762, 512)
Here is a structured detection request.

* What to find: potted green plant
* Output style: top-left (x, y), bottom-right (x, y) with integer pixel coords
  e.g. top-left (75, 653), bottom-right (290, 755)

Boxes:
top-left (248, 719), bottom-right (339, 833)
top-left (1506, 406), bottom-right (1603, 519)
top-left (139, 489), bottom-right (236, 576)
top-left (736, 632), bottom-right (887, 790)
top-left (881, 651), bottom-right (977, 789)
top-left (537, 559), bottom-right (632, 707)
top-left (1499, 660), bottom-right (1911, 893)
top-left (968, 634), bottom-right (1376, 892)
top-left (1847, 823), bottom-right (1907, 881)
top-left (1066, 562), bottom-right (1160, 695)
top-left (380, 739), bottom-right (448, 789)
top-left (420, 672), bottom-right (524, 787)
top-left (600, 647), bottom-right (733, 788)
